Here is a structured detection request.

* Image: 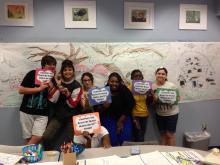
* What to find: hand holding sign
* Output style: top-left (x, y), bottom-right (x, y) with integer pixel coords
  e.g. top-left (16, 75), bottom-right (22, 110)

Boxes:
top-left (88, 86), bottom-right (112, 106)
top-left (132, 80), bottom-right (152, 95)
top-left (73, 112), bottom-right (101, 135)
top-left (156, 88), bottom-right (179, 105)
top-left (35, 68), bottom-right (55, 85)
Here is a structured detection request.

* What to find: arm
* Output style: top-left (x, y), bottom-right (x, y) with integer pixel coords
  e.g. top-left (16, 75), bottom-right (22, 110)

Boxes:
top-left (18, 70), bottom-right (49, 94)
top-left (18, 82), bottom-right (48, 94)
top-left (83, 131), bottom-right (92, 148)
top-left (122, 85), bottom-right (135, 116)
top-left (66, 87), bottom-right (83, 108)
top-left (74, 132), bottom-right (91, 148)
top-left (47, 79), bottom-right (60, 103)
top-left (102, 134), bottom-right (111, 148)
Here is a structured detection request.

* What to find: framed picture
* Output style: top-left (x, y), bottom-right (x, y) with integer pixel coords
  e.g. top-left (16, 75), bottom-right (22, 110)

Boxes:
top-left (0, 0), bottom-right (34, 26)
top-left (124, 2), bottom-right (154, 29)
top-left (64, 0), bottom-right (96, 28)
top-left (179, 4), bottom-right (207, 30)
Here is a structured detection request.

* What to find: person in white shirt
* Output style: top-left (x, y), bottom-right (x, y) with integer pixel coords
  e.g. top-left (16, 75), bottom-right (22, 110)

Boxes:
top-left (74, 126), bottom-right (111, 148)
top-left (152, 67), bottom-right (180, 146)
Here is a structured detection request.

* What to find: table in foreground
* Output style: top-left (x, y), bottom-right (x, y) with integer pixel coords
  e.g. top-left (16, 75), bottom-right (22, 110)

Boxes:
top-left (77, 145), bottom-right (209, 160)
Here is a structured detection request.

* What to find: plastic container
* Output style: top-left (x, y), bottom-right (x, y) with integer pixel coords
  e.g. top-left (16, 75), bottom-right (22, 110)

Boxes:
top-left (22, 144), bottom-right (43, 163)
top-left (184, 130), bottom-right (211, 151)
top-left (71, 144), bottom-right (85, 155)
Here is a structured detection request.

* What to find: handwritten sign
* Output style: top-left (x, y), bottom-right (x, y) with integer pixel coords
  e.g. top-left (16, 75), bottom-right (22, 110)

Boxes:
top-left (156, 88), bottom-right (179, 105)
top-left (35, 68), bottom-right (55, 85)
top-left (88, 86), bottom-right (112, 106)
top-left (132, 80), bottom-right (152, 95)
top-left (73, 112), bottom-right (101, 135)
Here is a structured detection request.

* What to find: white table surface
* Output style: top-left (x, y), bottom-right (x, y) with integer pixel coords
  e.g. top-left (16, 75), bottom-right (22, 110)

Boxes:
top-left (77, 145), bottom-right (209, 160)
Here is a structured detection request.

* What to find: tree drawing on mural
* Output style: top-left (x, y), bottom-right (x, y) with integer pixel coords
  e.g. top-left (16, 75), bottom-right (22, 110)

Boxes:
top-left (28, 43), bottom-right (164, 85)
top-left (28, 43), bottom-right (89, 64)
top-left (0, 42), bottom-right (220, 107)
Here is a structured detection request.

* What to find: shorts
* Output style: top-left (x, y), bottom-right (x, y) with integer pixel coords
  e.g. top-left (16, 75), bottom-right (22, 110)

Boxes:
top-left (155, 114), bottom-right (178, 133)
top-left (20, 111), bottom-right (48, 139)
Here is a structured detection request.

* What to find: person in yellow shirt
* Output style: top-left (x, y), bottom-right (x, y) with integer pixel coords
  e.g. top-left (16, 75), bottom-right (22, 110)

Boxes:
top-left (128, 69), bottom-right (151, 142)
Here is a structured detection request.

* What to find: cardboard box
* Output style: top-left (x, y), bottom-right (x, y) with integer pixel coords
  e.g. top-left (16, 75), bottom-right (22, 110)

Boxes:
top-left (63, 153), bottom-right (76, 165)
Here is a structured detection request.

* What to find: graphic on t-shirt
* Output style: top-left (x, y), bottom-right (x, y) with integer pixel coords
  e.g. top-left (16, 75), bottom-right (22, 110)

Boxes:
top-left (26, 91), bottom-right (47, 110)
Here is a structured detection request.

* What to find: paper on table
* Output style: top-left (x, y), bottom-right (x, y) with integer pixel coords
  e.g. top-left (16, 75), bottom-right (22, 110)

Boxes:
top-left (0, 152), bottom-right (23, 165)
top-left (202, 152), bottom-right (220, 165)
top-left (161, 150), bottom-right (203, 165)
top-left (77, 155), bottom-right (123, 165)
top-left (140, 150), bottom-right (173, 165)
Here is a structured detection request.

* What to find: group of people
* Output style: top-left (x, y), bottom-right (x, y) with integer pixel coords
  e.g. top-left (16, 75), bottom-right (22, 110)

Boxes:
top-left (18, 55), bottom-right (180, 150)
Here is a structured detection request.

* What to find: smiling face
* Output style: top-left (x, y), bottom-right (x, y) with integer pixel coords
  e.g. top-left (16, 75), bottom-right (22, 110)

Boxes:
top-left (155, 69), bottom-right (167, 85)
top-left (108, 76), bottom-right (120, 91)
top-left (62, 66), bottom-right (74, 81)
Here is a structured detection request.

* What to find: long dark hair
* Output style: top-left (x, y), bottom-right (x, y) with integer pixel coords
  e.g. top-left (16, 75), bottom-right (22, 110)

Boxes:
top-left (107, 72), bottom-right (124, 86)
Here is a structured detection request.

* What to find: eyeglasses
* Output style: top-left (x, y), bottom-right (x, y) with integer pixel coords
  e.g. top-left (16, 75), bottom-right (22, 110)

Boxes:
top-left (82, 79), bottom-right (91, 82)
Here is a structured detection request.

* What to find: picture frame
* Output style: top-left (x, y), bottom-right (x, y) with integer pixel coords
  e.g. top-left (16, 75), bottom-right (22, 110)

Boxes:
top-left (124, 2), bottom-right (154, 29)
top-left (64, 0), bottom-right (96, 28)
top-left (0, 0), bottom-right (34, 26)
top-left (179, 4), bottom-right (207, 30)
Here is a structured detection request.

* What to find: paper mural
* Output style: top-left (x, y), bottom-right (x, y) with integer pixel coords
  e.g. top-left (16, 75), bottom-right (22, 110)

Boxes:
top-left (0, 42), bottom-right (220, 107)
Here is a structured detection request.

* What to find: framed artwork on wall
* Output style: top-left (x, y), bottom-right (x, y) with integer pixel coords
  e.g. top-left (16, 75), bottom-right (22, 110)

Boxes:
top-left (64, 0), bottom-right (96, 28)
top-left (0, 0), bottom-right (34, 26)
top-left (124, 2), bottom-right (154, 29)
top-left (179, 4), bottom-right (207, 30)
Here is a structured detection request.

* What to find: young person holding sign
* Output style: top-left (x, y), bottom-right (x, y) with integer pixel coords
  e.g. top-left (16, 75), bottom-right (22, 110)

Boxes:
top-left (100, 72), bottom-right (135, 146)
top-left (128, 69), bottom-right (152, 142)
top-left (43, 60), bottom-right (82, 149)
top-left (73, 112), bottom-right (111, 148)
top-left (80, 72), bottom-right (94, 113)
top-left (18, 55), bottom-right (57, 145)
top-left (152, 67), bottom-right (180, 146)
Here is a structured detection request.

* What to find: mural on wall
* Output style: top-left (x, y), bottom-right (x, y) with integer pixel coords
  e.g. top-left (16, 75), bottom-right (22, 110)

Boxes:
top-left (0, 42), bottom-right (220, 107)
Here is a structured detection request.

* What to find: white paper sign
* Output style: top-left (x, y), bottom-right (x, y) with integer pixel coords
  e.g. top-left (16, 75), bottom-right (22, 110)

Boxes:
top-left (35, 68), bottom-right (54, 85)
top-left (157, 88), bottom-right (178, 104)
top-left (132, 80), bottom-right (152, 95)
top-left (73, 112), bottom-right (101, 135)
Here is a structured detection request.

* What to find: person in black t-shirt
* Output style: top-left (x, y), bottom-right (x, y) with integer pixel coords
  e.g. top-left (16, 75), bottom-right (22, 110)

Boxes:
top-left (19, 55), bottom-right (57, 145)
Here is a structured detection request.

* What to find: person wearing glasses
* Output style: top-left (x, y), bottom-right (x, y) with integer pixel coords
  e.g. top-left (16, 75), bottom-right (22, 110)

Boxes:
top-left (80, 72), bottom-right (94, 113)
top-left (152, 67), bottom-right (180, 146)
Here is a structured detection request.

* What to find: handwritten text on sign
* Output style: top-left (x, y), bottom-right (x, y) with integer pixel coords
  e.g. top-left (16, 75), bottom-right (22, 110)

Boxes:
top-left (88, 86), bottom-right (112, 106)
top-left (132, 80), bottom-right (152, 95)
top-left (73, 112), bottom-right (101, 135)
top-left (157, 88), bottom-right (179, 105)
top-left (35, 68), bottom-right (54, 85)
